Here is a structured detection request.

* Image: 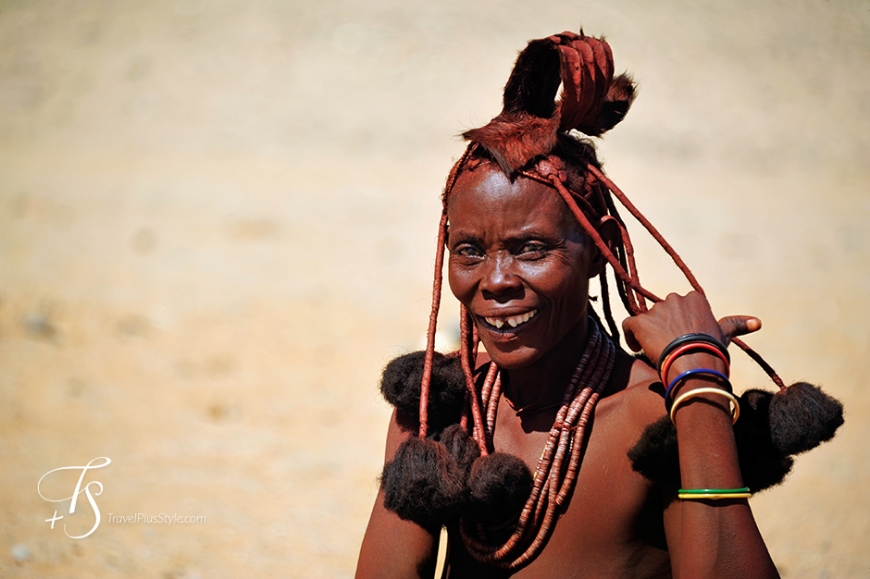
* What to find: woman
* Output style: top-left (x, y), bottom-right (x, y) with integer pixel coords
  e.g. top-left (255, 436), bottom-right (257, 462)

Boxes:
top-left (356, 30), bottom-right (841, 578)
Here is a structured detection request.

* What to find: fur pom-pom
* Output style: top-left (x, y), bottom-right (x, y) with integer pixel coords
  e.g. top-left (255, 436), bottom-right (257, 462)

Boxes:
top-left (769, 382), bottom-right (844, 455)
top-left (627, 411), bottom-right (795, 494)
top-left (436, 423), bottom-right (480, 474)
top-left (380, 351), bottom-right (466, 432)
top-left (627, 383), bottom-right (844, 493)
top-left (733, 390), bottom-right (794, 491)
top-left (382, 437), bottom-right (468, 529)
top-left (626, 416), bottom-right (680, 488)
top-left (466, 453), bottom-right (533, 526)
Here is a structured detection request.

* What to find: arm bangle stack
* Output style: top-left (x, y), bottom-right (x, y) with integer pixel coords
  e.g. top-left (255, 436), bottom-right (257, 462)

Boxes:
top-left (678, 487), bottom-right (752, 500)
top-left (657, 333), bottom-right (730, 376)
top-left (669, 387), bottom-right (740, 425)
top-left (665, 368), bottom-right (732, 407)
top-left (660, 342), bottom-right (730, 385)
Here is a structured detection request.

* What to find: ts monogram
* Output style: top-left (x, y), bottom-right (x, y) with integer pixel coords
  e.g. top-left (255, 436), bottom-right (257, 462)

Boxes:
top-left (38, 457), bottom-right (111, 539)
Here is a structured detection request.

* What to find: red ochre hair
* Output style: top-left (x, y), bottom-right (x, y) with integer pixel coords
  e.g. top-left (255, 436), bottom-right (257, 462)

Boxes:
top-left (419, 31), bottom-right (785, 444)
top-left (380, 30), bottom-right (843, 570)
top-left (422, 30), bottom-right (793, 441)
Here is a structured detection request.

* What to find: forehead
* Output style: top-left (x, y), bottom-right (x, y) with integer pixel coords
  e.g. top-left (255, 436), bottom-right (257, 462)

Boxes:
top-left (446, 166), bottom-right (576, 234)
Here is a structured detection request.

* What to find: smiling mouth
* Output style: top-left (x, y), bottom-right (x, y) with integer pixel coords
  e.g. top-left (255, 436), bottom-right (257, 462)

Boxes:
top-left (483, 309), bottom-right (538, 330)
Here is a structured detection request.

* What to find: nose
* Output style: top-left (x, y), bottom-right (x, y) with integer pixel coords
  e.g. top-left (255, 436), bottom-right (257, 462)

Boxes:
top-left (479, 254), bottom-right (522, 298)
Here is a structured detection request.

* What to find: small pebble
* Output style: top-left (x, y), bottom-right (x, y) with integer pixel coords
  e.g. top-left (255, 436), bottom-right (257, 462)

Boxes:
top-left (11, 542), bottom-right (31, 562)
top-left (24, 313), bottom-right (57, 340)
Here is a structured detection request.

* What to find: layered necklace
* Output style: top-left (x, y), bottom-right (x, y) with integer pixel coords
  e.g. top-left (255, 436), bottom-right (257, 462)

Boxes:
top-left (460, 319), bottom-right (616, 569)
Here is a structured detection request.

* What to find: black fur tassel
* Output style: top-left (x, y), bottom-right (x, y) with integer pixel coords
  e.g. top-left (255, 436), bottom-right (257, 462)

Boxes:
top-left (380, 351), bottom-right (466, 433)
top-left (437, 423), bottom-right (481, 474)
top-left (733, 390), bottom-right (794, 491)
top-left (628, 384), bottom-right (843, 493)
top-left (382, 437), bottom-right (469, 529)
top-left (768, 382), bottom-right (844, 455)
top-left (467, 453), bottom-right (534, 526)
top-left (626, 416), bottom-right (681, 488)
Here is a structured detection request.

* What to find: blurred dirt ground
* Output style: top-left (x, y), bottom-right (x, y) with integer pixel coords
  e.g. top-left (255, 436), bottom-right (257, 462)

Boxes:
top-left (1, 1), bottom-right (868, 577)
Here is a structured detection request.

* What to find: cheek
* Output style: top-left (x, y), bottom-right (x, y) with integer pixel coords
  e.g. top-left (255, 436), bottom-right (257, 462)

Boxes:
top-left (519, 258), bottom-right (588, 302)
top-left (447, 261), bottom-right (474, 304)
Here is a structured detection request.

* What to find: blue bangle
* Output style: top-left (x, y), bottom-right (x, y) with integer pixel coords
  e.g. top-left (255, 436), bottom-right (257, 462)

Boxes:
top-left (665, 368), bottom-right (731, 407)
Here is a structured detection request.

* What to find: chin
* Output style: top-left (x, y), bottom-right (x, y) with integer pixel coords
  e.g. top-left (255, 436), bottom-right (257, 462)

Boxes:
top-left (481, 342), bottom-right (544, 371)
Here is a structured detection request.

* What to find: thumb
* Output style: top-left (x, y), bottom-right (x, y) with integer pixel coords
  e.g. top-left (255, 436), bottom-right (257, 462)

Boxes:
top-left (621, 317), bottom-right (642, 353)
top-left (718, 315), bottom-right (762, 345)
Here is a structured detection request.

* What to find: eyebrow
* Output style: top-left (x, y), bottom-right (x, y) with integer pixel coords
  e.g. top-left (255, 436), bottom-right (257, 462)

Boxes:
top-left (448, 226), bottom-right (567, 246)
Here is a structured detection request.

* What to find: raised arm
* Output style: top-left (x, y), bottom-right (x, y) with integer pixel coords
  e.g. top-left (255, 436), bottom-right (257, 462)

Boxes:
top-left (623, 291), bottom-right (779, 579)
top-left (356, 409), bottom-right (440, 579)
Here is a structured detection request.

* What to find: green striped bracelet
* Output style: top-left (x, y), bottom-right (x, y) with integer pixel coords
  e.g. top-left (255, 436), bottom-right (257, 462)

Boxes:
top-left (678, 487), bottom-right (751, 500)
top-left (679, 487), bottom-right (750, 494)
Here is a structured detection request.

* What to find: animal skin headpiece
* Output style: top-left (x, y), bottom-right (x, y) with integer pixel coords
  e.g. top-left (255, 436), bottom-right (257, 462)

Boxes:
top-left (463, 30), bottom-right (636, 174)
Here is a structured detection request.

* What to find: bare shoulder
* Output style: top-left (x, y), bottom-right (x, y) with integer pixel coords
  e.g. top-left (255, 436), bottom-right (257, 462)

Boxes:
top-left (597, 350), bottom-right (667, 432)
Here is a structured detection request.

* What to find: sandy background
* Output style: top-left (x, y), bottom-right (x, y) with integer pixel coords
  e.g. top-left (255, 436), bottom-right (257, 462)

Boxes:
top-left (0, 0), bottom-right (868, 577)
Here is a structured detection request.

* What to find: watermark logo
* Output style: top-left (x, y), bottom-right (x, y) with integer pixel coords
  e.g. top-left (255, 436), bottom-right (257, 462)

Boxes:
top-left (38, 457), bottom-right (111, 539)
top-left (106, 512), bottom-right (207, 525)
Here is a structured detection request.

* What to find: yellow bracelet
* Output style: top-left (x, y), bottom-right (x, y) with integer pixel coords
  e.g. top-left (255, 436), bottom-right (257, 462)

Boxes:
top-left (669, 387), bottom-right (740, 425)
top-left (678, 492), bottom-right (752, 500)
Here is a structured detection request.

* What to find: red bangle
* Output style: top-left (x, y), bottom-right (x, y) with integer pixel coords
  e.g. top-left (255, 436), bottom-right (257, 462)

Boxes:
top-left (660, 342), bottom-right (730, 384)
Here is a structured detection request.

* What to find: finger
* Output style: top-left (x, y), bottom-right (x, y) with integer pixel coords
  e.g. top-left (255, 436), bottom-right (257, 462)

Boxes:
top-left (621, 317), bottom-right (642, 352)
top-left (718, 315), bottom-right (762, 342)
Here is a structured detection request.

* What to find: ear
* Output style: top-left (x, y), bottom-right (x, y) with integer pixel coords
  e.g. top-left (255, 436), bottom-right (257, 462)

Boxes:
top-left (589, 215), bottom-right (620, 278)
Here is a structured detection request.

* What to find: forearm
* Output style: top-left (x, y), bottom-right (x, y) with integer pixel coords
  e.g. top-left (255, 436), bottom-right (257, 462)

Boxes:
top-left (670, 373), bottom-right (778, 579)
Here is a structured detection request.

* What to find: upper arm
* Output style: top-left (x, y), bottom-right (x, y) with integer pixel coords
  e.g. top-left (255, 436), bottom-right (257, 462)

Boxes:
top-left (355, 410), bottom-right (440, 579)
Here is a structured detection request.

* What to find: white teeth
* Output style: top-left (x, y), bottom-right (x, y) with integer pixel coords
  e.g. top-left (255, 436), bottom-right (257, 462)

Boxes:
top-left (484, 310), bottom-right (538, 330)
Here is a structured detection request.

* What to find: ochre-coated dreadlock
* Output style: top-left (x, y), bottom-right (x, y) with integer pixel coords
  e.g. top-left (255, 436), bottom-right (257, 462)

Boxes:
top-left (380, 30), bottom-right (843, 570)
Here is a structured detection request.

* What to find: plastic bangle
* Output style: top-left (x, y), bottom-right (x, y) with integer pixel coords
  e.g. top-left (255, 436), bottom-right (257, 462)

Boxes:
top-left (665, 368), bottom-right (731, 406)
top-left (669, 387), bottom-right (740, 425)
top-left (660, 343), bottom-right (730, 385)
top-left (658, 333), bottom-right (730, 375)
top-left (678, 492), bottom-right (752, 500)
top-left (679, 487), bottom-right (750, 494)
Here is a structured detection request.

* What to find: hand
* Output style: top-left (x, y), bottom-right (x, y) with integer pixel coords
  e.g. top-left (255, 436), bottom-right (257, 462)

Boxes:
top-left (622, 291), bottom-right (761, 367)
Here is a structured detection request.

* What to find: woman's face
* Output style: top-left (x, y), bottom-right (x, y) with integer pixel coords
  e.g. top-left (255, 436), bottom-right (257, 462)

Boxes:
top-left (447, 165), bottom-right (601, 370)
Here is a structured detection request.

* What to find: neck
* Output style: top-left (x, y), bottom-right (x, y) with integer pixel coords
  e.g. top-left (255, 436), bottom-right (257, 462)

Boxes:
top-left (502, 314), bottom-right (591, 411)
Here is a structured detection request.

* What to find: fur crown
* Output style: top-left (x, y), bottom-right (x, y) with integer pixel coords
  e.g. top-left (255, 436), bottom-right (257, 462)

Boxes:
top-left (463, 31), bottom-right (636, 174)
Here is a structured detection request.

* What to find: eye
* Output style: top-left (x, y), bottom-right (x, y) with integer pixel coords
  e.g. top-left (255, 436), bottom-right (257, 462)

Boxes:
top-left (454, 244), bottom-right (484, 259)
top-left (517, 241), bottom-right (547, 258)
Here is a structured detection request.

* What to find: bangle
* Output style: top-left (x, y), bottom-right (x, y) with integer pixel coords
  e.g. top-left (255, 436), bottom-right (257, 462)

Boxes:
top-left (679, 487), bottom-right (750, 494)
top-left (660, 343), bottom-right (730, 384)
top-left (658, 333), bottom-right (730, 375)
top-left (665, 368), bottom-right (731, 406)
top-left (678, 491), bottom-right (752, 500)
top-left (669, 387), bottom-right (740, 425)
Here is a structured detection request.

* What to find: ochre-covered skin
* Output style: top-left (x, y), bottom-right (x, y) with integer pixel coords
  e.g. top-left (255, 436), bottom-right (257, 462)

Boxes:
top-left (355, 28), bottom-right (793, 579)
top-left (446, 168), bottom-right (602, 373)
top-left (356, 164), bottom-right (780, 578)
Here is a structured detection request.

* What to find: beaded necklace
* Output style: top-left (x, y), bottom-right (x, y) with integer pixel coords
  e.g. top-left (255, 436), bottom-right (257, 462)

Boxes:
top-left (460, 319), bottom-right (616, 569)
